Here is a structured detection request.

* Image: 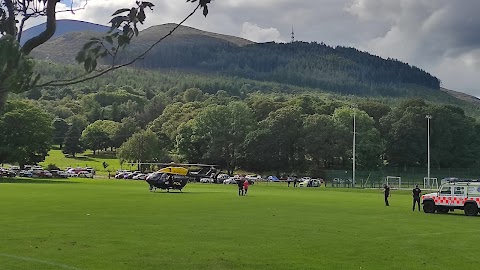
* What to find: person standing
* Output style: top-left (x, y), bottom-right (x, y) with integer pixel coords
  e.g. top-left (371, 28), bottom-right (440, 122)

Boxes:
top-left (237, 178), bottom-right (244, 196)
top-left (412, 185), bottom-right (422, 211)
top-left (243, 179), bottom-right (250, 195)
top-left (383, 184), bottom-right (390, 206)
top-left (293, 178), bottom-right (298, 188)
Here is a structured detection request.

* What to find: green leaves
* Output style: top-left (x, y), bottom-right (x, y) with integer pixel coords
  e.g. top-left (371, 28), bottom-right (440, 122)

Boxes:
top-left (75, 1), bottom-right (161, 74)
top-left (187, 0), bottom-right (211, 17)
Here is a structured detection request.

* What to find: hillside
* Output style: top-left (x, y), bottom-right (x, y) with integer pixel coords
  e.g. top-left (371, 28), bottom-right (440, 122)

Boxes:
top-left (29, 21), bottom-right (253, 64)
top-left (27, 20), bottom-right (442, 97)
top-left (440, 88), bottom-right (480, 106)
top-left (21, 19), bottom-right (110, 45)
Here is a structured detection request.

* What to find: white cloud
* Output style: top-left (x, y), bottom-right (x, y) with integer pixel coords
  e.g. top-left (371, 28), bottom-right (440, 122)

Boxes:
top-left (240, 22), bottom-right (283, 42)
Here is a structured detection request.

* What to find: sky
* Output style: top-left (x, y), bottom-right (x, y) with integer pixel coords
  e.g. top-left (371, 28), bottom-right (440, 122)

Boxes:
top-left (28, 0), bottom-right (480, 96)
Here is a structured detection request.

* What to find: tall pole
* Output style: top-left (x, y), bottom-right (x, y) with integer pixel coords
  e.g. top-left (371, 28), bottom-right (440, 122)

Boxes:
top-left (426, 115), bottom-right (432, 181)
top-left (353, 107), bottom-right (356, 187)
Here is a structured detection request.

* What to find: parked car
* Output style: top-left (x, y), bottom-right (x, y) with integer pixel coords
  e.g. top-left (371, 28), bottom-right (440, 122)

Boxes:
top-left (33, 170), bottom-right (52, 178)
top-left (18, 170), bottom-right (33, 177)
top-left (66, 171), bottom-right (78, 177)
top-left (267, 175), bottom-right (279, 182)
top-left (132, 174), bottom-right (148, 180)
top-left (50, 170), bottom-right (68, 178)
top-left (246, 175), bottom-right (260, 184)
top-left (77, 171), bottom-right (93, 178)
top-left (223, 177), bottom-right (239, 184)
top-left (200, 177), bottom-right (215, 183)
top-left (0, 168), bottom-right (16, 177)
top-left (115, 171), bottom-right (131, 179)
top-left (299, 178), bottom-right (321, 187)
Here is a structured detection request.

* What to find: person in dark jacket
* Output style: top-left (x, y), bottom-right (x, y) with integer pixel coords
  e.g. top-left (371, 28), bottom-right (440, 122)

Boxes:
top-left (383, 184), bottom-right (390, 206)
top-left (412, 185), bottom-right (422, 211)
top-left (237, 179), bottom-right (244, 196)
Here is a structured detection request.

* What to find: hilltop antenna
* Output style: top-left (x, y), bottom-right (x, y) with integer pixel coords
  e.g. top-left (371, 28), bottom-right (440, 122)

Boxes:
top-left (291, 25), bottom-right (295, 43)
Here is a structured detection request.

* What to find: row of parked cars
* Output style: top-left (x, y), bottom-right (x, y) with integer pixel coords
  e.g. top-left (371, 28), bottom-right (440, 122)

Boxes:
top-left (211, 175), bottom-right (323, 187)
top-left (0, 165), bottom-right (95, 179)
top-left (114, 170), bottom-right (149, 180)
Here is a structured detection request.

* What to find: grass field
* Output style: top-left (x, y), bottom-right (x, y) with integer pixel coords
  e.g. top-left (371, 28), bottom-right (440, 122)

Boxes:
top-left (39, 150), bottom-right (126, 177)
top-left (0, 179), bottom-right (479, 270)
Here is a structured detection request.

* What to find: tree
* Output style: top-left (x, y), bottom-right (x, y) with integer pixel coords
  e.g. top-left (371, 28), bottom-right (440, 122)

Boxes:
top-left (62, 125), bottom-right (84, 157)
top-left (0, 0), bottom-right (212, 110)
top-left (302, 114), bottom-right (347, 169)
top-left (0, 100), bottom-right (53, 166)
top-left (333, 107), bottom-right (384, 170)
top-left (177, 102), bottom-right (255, 174)
top-left (241, 106), bottom-right (304, 175)
top-left (117, 129), bottom-right (168, 167)
top-left (81, 126), bottom-right (109, 154)
top-left (380, 99), bottom-right (429, 167)
top-left (52, 117), bottom-right (70, 148)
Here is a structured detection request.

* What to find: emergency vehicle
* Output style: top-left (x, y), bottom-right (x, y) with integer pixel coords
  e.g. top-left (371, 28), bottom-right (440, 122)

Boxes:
top-left (422, 181), bottom-right (480, 216)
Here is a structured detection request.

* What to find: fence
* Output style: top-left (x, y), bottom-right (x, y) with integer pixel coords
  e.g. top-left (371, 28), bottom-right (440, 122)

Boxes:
top-left (324, 167), bottom-right (480, 189)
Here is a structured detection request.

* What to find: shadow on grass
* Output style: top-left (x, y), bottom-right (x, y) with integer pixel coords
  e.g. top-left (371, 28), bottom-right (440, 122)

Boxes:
top-left (85, 153), bottom-right (117, 159)
top-left (0, 178), bottom-right (78, 184)
top-left (69, 156), bottom-right (96, 162)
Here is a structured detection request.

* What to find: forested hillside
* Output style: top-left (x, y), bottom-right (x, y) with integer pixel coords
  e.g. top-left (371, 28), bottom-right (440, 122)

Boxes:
top-left (31, 22), bottom-right (440, 97)
top-left (121, 41), bottom-right (440, 96)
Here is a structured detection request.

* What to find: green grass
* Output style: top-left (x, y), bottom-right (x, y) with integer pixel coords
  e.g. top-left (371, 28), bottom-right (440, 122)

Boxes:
top-left (40, 150), bottom-right (128, 176)
top-left (0, 179), bottom-right (479, 270)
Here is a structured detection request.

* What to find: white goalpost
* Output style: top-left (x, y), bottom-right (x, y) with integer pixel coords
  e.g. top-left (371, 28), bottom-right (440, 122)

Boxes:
top-left (386, 176), bottom-right (401, 189)
top-left (423, 177), bottom-right (438, 189)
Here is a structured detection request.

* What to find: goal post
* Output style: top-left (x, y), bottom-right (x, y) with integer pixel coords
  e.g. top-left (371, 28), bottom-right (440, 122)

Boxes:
top-left (423, 177), bottom-right (438, 189)
top-left (386, 176), bottom-right (401, 189)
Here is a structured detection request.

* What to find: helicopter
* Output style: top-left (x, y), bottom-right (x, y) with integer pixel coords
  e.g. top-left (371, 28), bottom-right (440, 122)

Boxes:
top-left (134, 162), bottom-right (218, 192)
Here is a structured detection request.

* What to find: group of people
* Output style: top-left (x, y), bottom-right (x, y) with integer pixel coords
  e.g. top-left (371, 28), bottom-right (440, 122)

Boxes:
top-left (383, 184), bottom-right (422, 211)
top-left (236, 177), bottom-right (249, 196)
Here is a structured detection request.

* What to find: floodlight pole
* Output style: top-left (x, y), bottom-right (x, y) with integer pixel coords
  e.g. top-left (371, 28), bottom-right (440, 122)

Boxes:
top-left (353, 106), bottom-right (356, 188)
top-left (426, 115), bottom-right (432, 181)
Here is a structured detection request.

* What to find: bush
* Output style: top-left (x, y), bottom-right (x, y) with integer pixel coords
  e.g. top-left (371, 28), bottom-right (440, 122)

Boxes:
top-left (46, 163), bottom-right (60, 171)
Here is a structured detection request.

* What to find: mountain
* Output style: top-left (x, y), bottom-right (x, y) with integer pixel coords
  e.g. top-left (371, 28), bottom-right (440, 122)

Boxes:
top-left (21, 19), bottom-right (110, 45)
top-left (29, 20), bottom-right (444, 98)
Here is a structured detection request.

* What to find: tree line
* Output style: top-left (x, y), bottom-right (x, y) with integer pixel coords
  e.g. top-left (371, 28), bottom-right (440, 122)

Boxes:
top-left (3, 79), bottom-right (480, 177)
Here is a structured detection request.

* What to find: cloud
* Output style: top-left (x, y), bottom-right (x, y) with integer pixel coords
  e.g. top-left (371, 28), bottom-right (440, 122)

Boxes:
top-left (240, 22), bottom-right (283, 42)
top-left (346, 0), bottom-right (480, 95)
top-left (21, 0), bottom-right (480, 96)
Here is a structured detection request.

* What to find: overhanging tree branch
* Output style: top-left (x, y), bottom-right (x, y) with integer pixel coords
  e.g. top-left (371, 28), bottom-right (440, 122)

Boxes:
top-left (36, 3), bottom-right (201, 87)
top-left (21, 0), bottom-right (58, 55)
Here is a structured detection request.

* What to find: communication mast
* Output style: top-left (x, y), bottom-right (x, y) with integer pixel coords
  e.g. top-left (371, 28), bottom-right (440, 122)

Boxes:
top-left (291, 26), bottom-right (295, 43)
